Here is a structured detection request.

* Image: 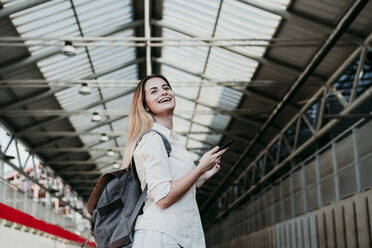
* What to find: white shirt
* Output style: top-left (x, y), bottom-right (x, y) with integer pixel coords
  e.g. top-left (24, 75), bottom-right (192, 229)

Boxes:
top-left (133, 123), bottom-right (206, 248)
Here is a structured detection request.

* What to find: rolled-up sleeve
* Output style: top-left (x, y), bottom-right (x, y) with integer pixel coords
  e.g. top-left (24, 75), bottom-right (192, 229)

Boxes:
top-left (134, 133), bottom-right (172, 203)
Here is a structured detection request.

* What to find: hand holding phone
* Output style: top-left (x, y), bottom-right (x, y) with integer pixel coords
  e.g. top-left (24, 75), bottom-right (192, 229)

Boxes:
top-left (197, 141), bottom-right (232, 173)
top-left (218, 139), bottom-right (233, 152)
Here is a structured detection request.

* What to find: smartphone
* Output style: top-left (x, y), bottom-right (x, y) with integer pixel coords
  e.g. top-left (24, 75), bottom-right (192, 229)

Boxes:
top-left (218, 139), bottom-right (233, 152)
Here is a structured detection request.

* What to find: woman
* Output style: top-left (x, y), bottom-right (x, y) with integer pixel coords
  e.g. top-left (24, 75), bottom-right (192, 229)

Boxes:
top-left (121, 75), bottom-right (228, 248)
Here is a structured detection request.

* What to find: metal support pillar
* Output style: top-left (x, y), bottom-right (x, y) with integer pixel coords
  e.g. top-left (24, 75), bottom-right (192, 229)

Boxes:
top-left (301, 164), bottom-right (308, 213)
top-left (271, 187), bottom-right (276, 224)
top-left (280, 180), bottom-right (285, 221)
top-left (352, 128), bottom-right (362, 192)
top-left (350, 47), bottom-right (367, 102)
top-left (144, 0), bottom-right (151, 74)
top-left (257, 197), bottom-right (262, 229)
top-left (315, 155), bottom-right (322, 207)
top-left (289, 172), bottom-right (295, 217)
top-left (331, 142), bottom-right (340, 201)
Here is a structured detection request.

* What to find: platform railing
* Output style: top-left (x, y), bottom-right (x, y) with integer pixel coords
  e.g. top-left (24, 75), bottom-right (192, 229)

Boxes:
top-left (206, 118), bottom-right (372, 246)
top-left (0, 177), bottom-right (89, 233)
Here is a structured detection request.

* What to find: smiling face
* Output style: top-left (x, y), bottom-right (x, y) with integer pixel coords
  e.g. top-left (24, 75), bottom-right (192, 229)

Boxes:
top-left (143, 77), bottom-right (176, 117)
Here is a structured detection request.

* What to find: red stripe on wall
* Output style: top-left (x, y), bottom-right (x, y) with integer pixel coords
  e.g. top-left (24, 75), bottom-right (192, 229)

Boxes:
top-left (0, 202), bottom-right (95, 247)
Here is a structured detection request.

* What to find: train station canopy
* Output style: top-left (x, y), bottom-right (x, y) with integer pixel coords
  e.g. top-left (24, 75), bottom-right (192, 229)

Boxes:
top-left (0, 0), bottom-right (371, 221)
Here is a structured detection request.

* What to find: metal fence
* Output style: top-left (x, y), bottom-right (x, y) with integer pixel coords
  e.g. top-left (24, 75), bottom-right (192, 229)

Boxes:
top-left (206, 119), bottom-right (372, 247)
top-left (0, 178), bottom-right (82, 232)
top-left (209, 189), bottom-right (372, 248)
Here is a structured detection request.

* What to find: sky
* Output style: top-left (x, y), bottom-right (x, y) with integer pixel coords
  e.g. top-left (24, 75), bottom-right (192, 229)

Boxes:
top-left (0, 124), bottom-right (35, 174)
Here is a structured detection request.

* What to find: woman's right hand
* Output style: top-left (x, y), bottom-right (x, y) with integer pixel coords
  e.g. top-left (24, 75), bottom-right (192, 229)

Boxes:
top-left (197, 146), bottom-right (228, 173)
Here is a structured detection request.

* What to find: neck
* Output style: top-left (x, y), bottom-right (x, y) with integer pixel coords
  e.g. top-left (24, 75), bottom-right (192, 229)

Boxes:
top-left (153, 114), bottom-right (173, 130)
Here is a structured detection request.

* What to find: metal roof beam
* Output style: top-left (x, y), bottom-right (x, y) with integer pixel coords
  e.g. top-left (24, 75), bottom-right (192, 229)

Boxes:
top-left (152, 20), bottom-right (327, 81)
top-left (236, 0), bottom-right (365, 42)
top-left (1, 58), bottom-right (144, 110)
top-left (21, 130), bottom-right (246, 137)
top-left (13, 87), bottom-right (134, 137)
top-left (155, 59), bottom-right (298, 115)
top-left (0, 20), bottom-right (144, 74)
top-left (184, 0), bottom-right (224, 149)
top-left (32, 115), bottom-right (126, 151)
top-left (69, 0), bottom-right (121, 161)
top-left (0, 108), bottom-right (269, 117)
top-left (173, 113), bottom-right (265, 150)
top-left (175, 93), bottom-right (272, 127)
top-left (0, 0), bottom-right (49, 18)
top-left (200, 0), bottom-right (369, 214)
top-left (131, 0), bottom-right (146, 78)
top-left (155, 58), bottom-right (281, 132)
top-left (181, 101), bottom-right (269, 127)
top-left (144, 0), bottom-right (152, 74)
top-left (45, 132), bottom-right (123, 167)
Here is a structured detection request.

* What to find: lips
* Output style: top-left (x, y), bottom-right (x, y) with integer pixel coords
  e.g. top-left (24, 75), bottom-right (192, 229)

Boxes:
top-left (158, 97), bottom-right (171, 103)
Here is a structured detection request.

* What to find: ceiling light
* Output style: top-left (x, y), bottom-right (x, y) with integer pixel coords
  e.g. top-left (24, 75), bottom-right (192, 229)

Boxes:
top-left (107, 149), bottom-right (115, 156)
top-left (100, 133), bottom-right (109, 142)
top-left (112, 162), bottom-right (120, 169)
top-left (91, 112), bottom-right (101, 122)
top-left (62, 41), bottom-right (76, 57)
top-left (79, 83), bottom-right (91, 95)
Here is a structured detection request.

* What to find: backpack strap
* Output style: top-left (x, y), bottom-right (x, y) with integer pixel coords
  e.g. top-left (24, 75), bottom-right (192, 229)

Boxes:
top-left (128, 128), bottom-right (172, 229)
top-left (128, 185), bottom-right (147, 228)
top-left (129, 128), bottom-right (171, 178)
top-left (142, 129), bottom-right (172, 157)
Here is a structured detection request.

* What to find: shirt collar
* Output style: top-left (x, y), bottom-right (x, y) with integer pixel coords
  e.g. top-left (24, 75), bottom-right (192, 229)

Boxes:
top-left (152, 122), bottom-right (179, 142)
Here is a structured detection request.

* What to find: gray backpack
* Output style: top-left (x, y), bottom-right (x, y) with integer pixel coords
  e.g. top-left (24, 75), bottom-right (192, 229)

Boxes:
top-left (85, 130), bottom-right (171, 248)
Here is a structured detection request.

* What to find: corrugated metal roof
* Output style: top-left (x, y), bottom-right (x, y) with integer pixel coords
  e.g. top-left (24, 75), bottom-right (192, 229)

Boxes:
top-left (3, 0), bottom-right (289, 162)
top-left (6, 0), bottom-right (137, 174)
top-left (159, 0), bottom-right (285, 156)
top-left (2, 0), bottom-right (370, 207)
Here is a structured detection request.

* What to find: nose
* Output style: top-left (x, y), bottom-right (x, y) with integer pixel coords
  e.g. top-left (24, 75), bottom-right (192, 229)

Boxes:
top-left (159, 88), bottom-right (168, 95)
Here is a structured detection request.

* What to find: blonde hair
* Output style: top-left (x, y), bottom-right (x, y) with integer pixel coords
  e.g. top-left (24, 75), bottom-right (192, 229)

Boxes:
top-left (121, 75), bottom-right (172, 169)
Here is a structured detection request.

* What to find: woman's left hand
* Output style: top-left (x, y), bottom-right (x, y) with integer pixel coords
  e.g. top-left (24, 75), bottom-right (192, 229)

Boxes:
top-left (195, 160), bottom-right (221, 188)
top-left (203, 162), bottom-right (221, 180)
